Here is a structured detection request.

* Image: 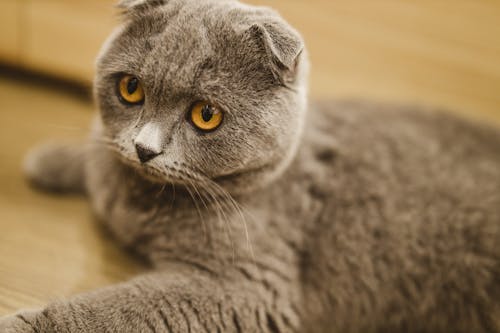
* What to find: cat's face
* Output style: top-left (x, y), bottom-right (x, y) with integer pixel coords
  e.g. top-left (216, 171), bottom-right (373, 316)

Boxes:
top-left (94, 0), bottom-right (308, 194)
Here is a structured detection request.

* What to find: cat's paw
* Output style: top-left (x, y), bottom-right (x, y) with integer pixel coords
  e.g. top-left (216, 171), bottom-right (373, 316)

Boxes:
top-left (0, 313), bottom-right (36, 333)
top-left (0, 309), bottom-right (55, 333)
top-left (23, 142), bottom-right (85, 193)
top-left (24, 143), bottom-right (65, 192)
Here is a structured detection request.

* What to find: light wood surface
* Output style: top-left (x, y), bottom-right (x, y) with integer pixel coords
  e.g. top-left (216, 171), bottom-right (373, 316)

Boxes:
top-left (0, 1), bottom-right (22, 61)
top-left (1, 0), bottom-right (500, 315)
top-left (0, 0), bottom-right (117, 79)
top-left (0, 77), bottom-right (145, 314)
top-left (25, 1), bottom-right (116, 80)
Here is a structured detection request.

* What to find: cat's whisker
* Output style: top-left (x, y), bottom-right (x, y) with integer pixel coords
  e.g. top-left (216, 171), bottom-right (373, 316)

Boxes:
top-left (184, 163), bottom-right (245, 264)
top-left (86, 139), bottom-right (119, 151)
top-left (205, 179), bottom-right (256, 263)
top-left (193, 183), bottom-right (228, 262)
top-left (204, 180), bottom-right (248, 263)
top-left (39, 123), bottom-right (90, 133)
top-left (155, 183), bottom-right (167, 199)
top-left (185, 178), bottom-right (209, 245)
top-left (90, 142), bottom-right (122, 155)
top-left (170, 183), bottom-right (176, 210)
top-left (192, 180), bottom-right (235, 264)
top-left (199, 179), bottom-right (236, 263)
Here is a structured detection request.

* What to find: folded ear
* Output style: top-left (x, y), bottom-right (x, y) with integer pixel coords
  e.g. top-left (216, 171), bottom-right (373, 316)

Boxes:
top-left (117, 0), bottom-right (167, 16)
top-left (245, 22), bottom-right (304, 83)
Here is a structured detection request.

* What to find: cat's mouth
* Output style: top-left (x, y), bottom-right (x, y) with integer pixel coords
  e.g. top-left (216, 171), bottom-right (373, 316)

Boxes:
top-left (140, 163), bottom-right (206, 185)
top-left (112, 149), bottom-right (207, 186)
top-left (105, 141), bottom-right (268, 192)
top-left (100, 139), bottom-right (201, 185)
top-left (135, 163), bottom-right (179, 184)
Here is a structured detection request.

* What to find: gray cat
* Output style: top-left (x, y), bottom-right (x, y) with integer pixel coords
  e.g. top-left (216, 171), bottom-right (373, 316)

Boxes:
top-left (1, 0), bottom-right (500, 332)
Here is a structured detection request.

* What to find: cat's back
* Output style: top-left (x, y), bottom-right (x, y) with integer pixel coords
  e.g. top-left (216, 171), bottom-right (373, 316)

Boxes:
top-left (300, 100), bottom-right (500, 211)
top-left (302, 100), bottom-right (500, 204)
top-left (296, 100), bottom-right (500, 332)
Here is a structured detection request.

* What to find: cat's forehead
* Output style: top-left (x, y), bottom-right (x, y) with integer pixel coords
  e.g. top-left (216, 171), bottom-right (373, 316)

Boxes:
top-left (115, 3), bottom-right (242, 78)
top-left (97, 0), bottom-right (289, 106)
top-left (126, 9), bottom-right (214, 60)
top-left (115, 0), bottom-right (274, 65)
top-left (123, 1), bottom-right (247, 53)
top-left (103, 3), bottom-right (269, 97)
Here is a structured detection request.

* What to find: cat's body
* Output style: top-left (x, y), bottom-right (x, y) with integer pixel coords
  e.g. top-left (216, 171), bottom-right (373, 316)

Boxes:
top-left (1, 0), bottom-right (500, 332)
top-left (90, 98), bottom-right (500, 332)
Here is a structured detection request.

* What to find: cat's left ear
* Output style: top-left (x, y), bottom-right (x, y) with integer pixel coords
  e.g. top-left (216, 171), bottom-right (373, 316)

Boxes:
top-left (117, 0), bottom-right (167, 16)
top-left (245, 21), bottom-right (304, 84)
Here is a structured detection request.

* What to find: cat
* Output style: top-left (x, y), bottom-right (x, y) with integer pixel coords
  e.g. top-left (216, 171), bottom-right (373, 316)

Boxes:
top-left (1, 0), bottom-right (500, 332)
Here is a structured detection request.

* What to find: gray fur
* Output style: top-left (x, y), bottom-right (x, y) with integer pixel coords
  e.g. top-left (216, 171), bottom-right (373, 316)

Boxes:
top-left (2, 0), bottom-right (500, 332)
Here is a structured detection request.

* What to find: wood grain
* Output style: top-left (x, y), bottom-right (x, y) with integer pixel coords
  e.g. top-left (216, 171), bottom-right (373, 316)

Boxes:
top-left (0, 0), bottom-right (499, 315)
top-left (0, 0), bottom-right (23, 63)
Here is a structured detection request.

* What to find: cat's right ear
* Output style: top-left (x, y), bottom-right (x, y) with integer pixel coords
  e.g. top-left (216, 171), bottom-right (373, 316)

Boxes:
top-left (244, 21), bottom-right (305, 85)
top-left (117, 0), bottom-right (167, 17)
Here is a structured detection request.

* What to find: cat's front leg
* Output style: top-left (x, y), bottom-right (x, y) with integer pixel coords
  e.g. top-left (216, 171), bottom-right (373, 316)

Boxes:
top-left (0, 267), bottom-right (299, 333)
top-left (23, 142), bottom-right (87, 194)
top-left (0, 310), bottom-right (53, 333)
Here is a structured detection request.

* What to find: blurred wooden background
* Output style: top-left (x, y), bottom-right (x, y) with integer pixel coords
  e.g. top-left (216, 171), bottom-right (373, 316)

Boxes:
top-left (0, 0), bottom-right (499, 315)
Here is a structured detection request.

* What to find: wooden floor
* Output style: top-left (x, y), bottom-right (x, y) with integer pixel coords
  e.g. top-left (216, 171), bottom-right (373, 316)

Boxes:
top-left (0, 77), bottom-right (145, 314)
top-left (1, 1), bottom-right (500, 315)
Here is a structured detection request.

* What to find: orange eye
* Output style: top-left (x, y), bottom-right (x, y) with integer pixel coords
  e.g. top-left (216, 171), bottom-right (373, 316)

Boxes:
top-left (118, 75), bottom-right (144, 104)
top-left (190, 102), bottom-right (223, 131)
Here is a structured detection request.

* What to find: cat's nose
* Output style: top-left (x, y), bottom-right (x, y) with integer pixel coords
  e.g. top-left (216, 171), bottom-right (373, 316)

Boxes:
top-left (135, 143), bottom-right (161, 163)
top-left (134, 122), bottom-right (164, 163)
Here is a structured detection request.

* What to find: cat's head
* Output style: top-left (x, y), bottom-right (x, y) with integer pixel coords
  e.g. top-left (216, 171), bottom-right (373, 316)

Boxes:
top-left (94, 0), bottom-right (309, 194)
